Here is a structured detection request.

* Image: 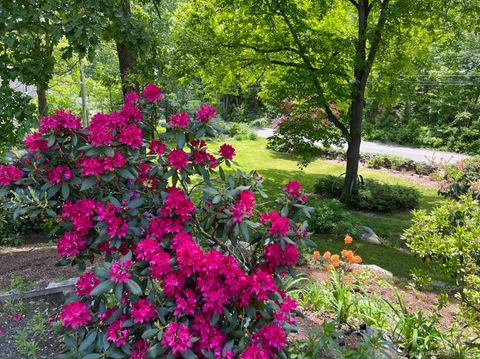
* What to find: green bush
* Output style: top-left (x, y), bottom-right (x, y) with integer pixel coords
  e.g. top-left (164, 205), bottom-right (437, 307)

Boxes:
top-left (439, 156), bottom-right (480, 199)
top-left (313, 175), bottom-right (419, 212)
top-left (404, 196), bottom-right (480, 345)
top-left (310, 199), bottom-right (361, 238)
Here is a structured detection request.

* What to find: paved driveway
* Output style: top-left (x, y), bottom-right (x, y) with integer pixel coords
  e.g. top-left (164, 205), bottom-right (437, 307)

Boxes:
top-left (255, 128), bottom-right (471, 164)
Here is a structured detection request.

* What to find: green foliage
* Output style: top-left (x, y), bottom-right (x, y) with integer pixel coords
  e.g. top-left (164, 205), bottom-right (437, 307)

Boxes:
top-left (310, 200), bottom-right (361, 239)
top-left (314, 175), bottom-right (420, 212)
top-left (404, 195), bottom-right (480, 343)
top-left (438, 156), bottom-right (480, 200)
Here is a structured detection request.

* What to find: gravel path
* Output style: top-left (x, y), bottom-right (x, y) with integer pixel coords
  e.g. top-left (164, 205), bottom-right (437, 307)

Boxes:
top-left (255, 128), bottom-right (471, 164)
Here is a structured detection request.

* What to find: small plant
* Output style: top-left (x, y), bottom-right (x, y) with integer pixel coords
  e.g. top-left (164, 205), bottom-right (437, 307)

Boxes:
top-left (310, 199), bottom-right (361, 238)
top-left (314, 175), bottom-right (420, 212)
top-left (15, 329), bottom-right (40, 358)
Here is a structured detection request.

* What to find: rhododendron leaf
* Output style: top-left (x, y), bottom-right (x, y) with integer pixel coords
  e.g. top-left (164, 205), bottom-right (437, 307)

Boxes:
top-left (126, 279), bottom-right (142, 296)
top-left (55, 258), bottom-right (71, 267)
top-left (61, 182), bottom-right (70, 200)
top-left (90, 280), bottom-right (114, 296)
top-left (71, 133), bottom-right (78, 147)
top-left (104, 147), bottom-right (115, 157)
top-left (115, 283), bottom-right (123, 301)
top-left (64, 333), bottom-right (77, 349)
top-left (240, 222), bottom-right (249, 241)
top-left (146, 343), bottom-right (165, 357)
top-left (109, 196), bottom-right (121, 207)
top-left (141, 328), bottom-right (158, 340)
top-left (219, 166), bottom-right (225, 180)
top-left (181, 349), bottom-right (197, 359)
top-left (47, 184), bottom-right (60, 198)
top-left (82, 354), bottom-right (101, 359)
top-left (80, 177), bottom-right (96, 191)
top-left (118, 169), bottom-right (135, 180)
top-left (13, 207), bottom-right (27, 220)
top-left (47, 134), bottom-right (56, 147)
top-left (177, 132), bottom-right (186, 148)
top-left (246, 305), bottom-right (256, 320)
top-left (129, 198), bottom-right (144, 209)
top-left (79, 331), bottom-right (97, 352)
top-left (105, 346), bottom-right (125, 358)
top-left (93, 267), bottom-right (109, 279)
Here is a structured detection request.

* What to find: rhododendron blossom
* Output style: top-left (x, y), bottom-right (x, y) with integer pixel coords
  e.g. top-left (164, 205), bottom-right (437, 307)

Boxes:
top-left (24, 132), bottom-right (48, 153)
top-left (167, 148), bottom-right (189, 170)
top-left (0, 165), bottom-right (23, 185)
top-left (260, 210), bottom-right (291, 237)
top-left (219, 143), bottom-right (236, 160)
top-left (57, 232), bottom-right (88, 257)
top-left (118, 124), bottom-right (143, 149)
top-left (76, 272), bottom-right (99, 297)
top-left (148, 139), bottom-right (166, 155)
top-left (195, 104), bottom-right (216, 123)
top-left (161, 322), bottom-right (192, 355)
top-left (48, 166), bottom-right (73, 184)
top-left (60, 302), bottom-right (92, 330)
top-left (130, 298), bottom-right (158, 324)
top-left (169, 112), bottom-right (190, 129)
top-left (109, 260), bottom-right (133, 283)
top-left (143, 84), bottom-right (163, 102)
top-left (39, 109), bottom-right (82, 134)
top-left (107, 318), bottom-right (130, 346)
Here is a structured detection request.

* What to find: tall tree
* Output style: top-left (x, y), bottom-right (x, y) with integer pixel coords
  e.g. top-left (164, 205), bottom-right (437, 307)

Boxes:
top-left (173, 0), bottom-right (476, 192)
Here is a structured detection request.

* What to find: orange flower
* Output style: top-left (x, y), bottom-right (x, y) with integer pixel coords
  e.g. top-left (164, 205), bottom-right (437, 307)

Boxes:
top-left (325, 264), bottom-right (333, 272)
top-left (344, 235), bottom-right (353, 245)
top-left (351, 255), bottom-right (362, 264)
top-left (331, 254), bottom-right (340, 267)
top-left (313, 250), bottom-right (320, 261)
top-left (341, 249), bottom-right (353, 260)
top-left (323, 251), bottom-right (332, 261)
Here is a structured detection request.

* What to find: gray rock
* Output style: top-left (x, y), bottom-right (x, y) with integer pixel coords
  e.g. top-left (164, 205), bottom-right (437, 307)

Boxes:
top-left (360, 226), bottom-right (381, 244)
top-left (351, 264), bottom-right (393, 278)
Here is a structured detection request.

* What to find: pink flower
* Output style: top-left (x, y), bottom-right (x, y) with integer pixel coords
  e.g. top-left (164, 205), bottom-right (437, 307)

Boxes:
top-left (57, 232), bottom-right (87, 257)
top-left (39, 109), bottom-right (82, 134)
top-left (169, 112), bottom-right (190, 129)
top-left (195, 105), bottom-right (216, 123)
top-left (149, 139), bottom-right (166, 155)
top-left (76, 272), bottom-right (99, 297)
top-left (161, 322), bottom-right (192, 355)
top-left (12, 313), bottom-right (23, 321)
top-left (124, 91), bottom-right (140, 104)
top-left (121, 103), bottom-right (143, 122)
top-left (167, 149), bottom-right (189, 170)
top-left (61, 199), bottom-right (97, 236)
top-left (60, 301), bottom-right (92, 330)
top-left (264, 243), bottom-right (299, 272)
top-left (251, 324), bottom-right (286, 355)
top-left (0, 327), bottom-right (5, 336)
top-left (118, 124), bottom-right (143, 149)
top-left (131, 298), bottom-right (158, 324)
top-left (219, 143), bottom-right (236, 160)
top-left (109, 260), bottom-right (133, 284)
top-left (131, 340), bottom-right (149, 359)
top-left (143, 84), bottom-right (163, 102)
top-left (284, 180), bottom-right (301, 198)
top-left (0, 165), bottom-right (23, 186)
top-left (48, 166), bottom-right (73, 184)
top-left (160, 187), bottom-right (196, 222)
top-left (24, 132), bottom-right (49, 153)
top-left (107, 318), bottom-right (130, 346)
top-left (260, 211), bottom-right (290, 237)
top-left (230, 190), bottom-right (255, 223)
top-left (240, 346), bottom-right (270, 359)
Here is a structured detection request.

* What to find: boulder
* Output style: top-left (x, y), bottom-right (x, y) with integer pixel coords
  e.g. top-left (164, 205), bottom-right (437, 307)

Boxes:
top-left (360, 226), bottom-right (381, 244)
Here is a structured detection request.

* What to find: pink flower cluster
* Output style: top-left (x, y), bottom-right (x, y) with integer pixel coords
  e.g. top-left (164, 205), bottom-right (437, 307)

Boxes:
top-left (143, 84), bottom-right (163, 102)
top-left (219, 143), bottom-right (235, 160)
top-left (0, 165), bottom-right (23, 186)
top-left (148, 139), bottom-right (166, 155)
top-left (24, 132), bottom-right (48, 153)
top-left (167, 149), bottom-right (189, 170)
top-left (191, 140), bottom-right (218, 168)
top-left (161, 322), bottom-right (192, 355)
top-left (231, 190), bottom-right (255, 223)
top-left (60, 301), bottom-right (92, 330)
top-left (47, 166), bottom-right (73, 184)
top-left (130, 298), bottom-right (158, 324)
top-left (109, 260), bottom-right (133, 284)
top-left (118, 124), bottom-right (143, 150)
top-left (264, 243), bottom-right (299, 273)
top-left (57, 232), bottom-right (87, 257)
top-left (77, 151), bottom-right (126, 176)
top-left (260, 210), bottom-right (291, 237)
top-left (169, 112), bottom-right (190, 129)
top-left (195, 105), bottom-right (216, 123)
top-left (39, 110), bottom-right (82, 134)
top-left (284, 180), bottom-right (308, 203)
top-left (76, 272), bottom-right (99, 297)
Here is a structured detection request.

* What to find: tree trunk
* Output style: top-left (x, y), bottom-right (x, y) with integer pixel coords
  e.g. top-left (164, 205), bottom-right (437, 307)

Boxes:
top-left (37, 85), bottom-right (48, 117)
top-left (116, 0), bottom-right (138, 96)
top-left (344, 99), bottom-right (363, 193)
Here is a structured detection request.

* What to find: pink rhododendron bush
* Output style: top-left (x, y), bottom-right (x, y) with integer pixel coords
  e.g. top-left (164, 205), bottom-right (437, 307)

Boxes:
top-left (0, 84), bottom-right (313, 358)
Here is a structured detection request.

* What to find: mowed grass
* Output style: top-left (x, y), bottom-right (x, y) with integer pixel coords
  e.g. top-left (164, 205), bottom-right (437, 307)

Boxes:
top-left (210, 139), bottom-right (446, 279)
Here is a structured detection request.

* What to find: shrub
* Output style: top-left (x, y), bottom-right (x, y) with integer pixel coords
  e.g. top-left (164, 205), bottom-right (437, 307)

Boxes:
top-left (438, 156), bottom-right (480, 199)
top-left (404, 196), bottom-right (480, 344)
top-left (310, 200), bottom-right (361, 238)
top-left (313, 176), bottom-right (419, 212)
top-left (0, 84), bottom-right (314, 358)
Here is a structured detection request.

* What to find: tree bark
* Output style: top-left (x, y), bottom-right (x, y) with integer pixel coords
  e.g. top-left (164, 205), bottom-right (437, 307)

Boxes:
top-left (344, 97), bottom-right (364, 193)
top-left (37, 85), bottom-right (48, 117)
top-left (116, 0), bottom-right (138, 96)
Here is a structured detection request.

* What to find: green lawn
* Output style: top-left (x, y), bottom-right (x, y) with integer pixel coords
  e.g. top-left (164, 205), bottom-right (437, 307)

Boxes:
top-left (211, 139), bottom-right (446, 279)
